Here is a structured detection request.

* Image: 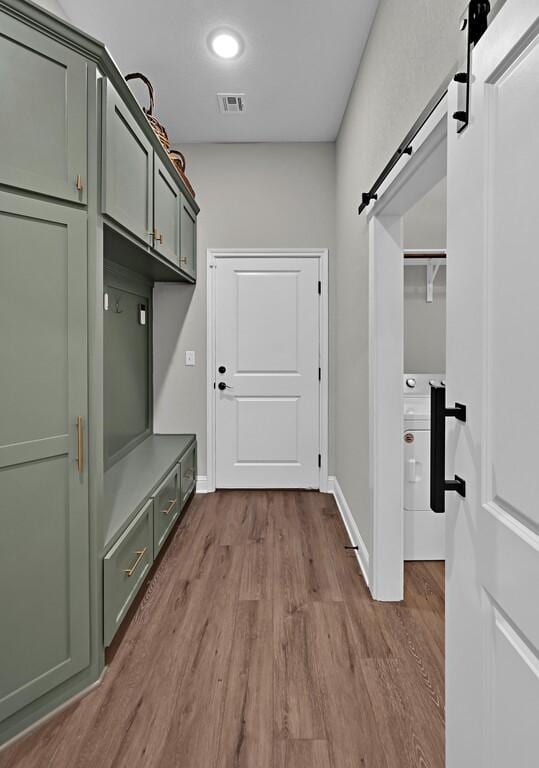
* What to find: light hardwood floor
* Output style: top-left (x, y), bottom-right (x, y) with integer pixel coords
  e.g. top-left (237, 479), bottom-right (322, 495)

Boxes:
top-left (1, 490), bottom-right (445, 767)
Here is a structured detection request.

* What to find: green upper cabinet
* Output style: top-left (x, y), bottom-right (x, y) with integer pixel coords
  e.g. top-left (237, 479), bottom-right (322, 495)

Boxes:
top-left (0, 12), bottom-right (87, 204)
top-left (180, 194), bottom-right (197, 281)
top-left (0, 191), bottom-right (90, 722)
top-left (153, 155), bottom-right (181, 266)
top-left (102, 78), bottom-right (153, 246)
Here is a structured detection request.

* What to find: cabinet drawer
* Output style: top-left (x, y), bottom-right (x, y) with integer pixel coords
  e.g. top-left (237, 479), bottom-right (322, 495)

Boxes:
top-left (153, 466), bottom-right (180, 556)
top-left (180, 442), bottom-right (197, 508)
top-left (104, 500), bottom-right (153, 646)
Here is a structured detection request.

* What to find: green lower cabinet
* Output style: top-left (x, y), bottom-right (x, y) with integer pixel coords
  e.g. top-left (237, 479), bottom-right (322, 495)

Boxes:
top-left (0, 192), bottom-right (89, 722)
top-left (103, 500), bottom-right (153, 647)
top-left (153, 466), bottom-right (180, 556)
top-left (179, 443), bottom-right (197, 508)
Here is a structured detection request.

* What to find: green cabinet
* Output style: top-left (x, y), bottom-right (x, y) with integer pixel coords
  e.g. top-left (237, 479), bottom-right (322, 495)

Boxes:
top-left (0, 12), bottom-right (87, 204)
top-left (179, 442), bottom-right (197, 507)
top-left (153, 155), bottom-right (181, 266)
top-left (152, 466), bottom-right (180, 555)
top-left (103, 500), bottom-right (153, 647)
top-left (102, 78), bottom-right (153, 246)
top-left (180, 194), bottom-right (197, 280)
top-left (0, 192), bottom-right (89, 721)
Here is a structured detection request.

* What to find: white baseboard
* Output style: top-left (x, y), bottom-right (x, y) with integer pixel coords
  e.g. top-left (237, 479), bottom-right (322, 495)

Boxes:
top-left (328, 475), bottom-right (370, 587)
top-left (196, 475), bottom-right (212, 493)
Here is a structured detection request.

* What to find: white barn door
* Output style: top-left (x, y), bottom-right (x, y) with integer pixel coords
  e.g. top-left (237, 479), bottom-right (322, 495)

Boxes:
top-left (446, 2), bottom-right (539, 766)
top-left (214, 254), bottom-right (320, 488)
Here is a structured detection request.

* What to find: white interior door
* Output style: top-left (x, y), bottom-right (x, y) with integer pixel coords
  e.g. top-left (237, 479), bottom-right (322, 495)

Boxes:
top-left (214, 255), bottom-right (320, 488)
top-left (446, 3), bottom-right (539, 766)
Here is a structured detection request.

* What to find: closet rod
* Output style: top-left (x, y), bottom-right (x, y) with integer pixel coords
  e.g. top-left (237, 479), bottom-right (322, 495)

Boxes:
top-left (357, 71), bottom-right (453, 216)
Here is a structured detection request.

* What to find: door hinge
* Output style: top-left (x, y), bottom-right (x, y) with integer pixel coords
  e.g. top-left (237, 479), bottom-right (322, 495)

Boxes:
top-left (318, 367), bottom-right (321, 381)
top-left (318, 280), bottom-right (321, 295)
top-left (318, 454), bottom-right (321, 468)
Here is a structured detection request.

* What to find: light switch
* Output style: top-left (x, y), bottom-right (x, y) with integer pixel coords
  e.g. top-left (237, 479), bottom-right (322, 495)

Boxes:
top-left (185, 350), bottom-right (196, 366)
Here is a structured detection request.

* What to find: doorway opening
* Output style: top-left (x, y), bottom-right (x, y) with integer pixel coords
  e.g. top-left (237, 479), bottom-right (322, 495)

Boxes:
top-left (367, 98), bottom-right (448, 601)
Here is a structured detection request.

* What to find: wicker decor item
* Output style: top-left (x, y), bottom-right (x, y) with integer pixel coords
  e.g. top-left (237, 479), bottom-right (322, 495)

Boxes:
top-left (168, 150), bottom-right (196, 198)
top-left (125, 72), bottom-right (170, 151)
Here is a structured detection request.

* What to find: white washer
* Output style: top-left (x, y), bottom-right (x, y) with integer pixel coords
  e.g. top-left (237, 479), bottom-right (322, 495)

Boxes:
top-left (403, 373), bottom-right (445, 561)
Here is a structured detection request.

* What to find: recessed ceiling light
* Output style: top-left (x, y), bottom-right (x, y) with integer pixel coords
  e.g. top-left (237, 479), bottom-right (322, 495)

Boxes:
top-left (209, 30), bottom-right (243, 60)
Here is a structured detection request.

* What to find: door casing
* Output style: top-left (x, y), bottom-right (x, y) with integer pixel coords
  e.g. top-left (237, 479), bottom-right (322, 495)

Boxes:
top-left (366, 98), bottom-right (448, 600)
top-left (206, 248), bottom-right (329, 493)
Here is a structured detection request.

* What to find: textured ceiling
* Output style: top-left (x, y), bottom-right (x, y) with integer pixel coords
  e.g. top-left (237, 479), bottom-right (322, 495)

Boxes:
top-left (60, 0), bottom-right (379, 143)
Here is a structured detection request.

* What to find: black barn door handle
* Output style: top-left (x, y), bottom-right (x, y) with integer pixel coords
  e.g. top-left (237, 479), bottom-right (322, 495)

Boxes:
top-left (430, 385), bottom-right (467, 513)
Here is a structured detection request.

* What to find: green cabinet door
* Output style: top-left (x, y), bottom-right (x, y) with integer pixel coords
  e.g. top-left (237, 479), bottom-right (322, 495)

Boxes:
top-left (153, 154), bottom-right (181, 265)
top-left (0, 11), bottom-right (87, 204)
top-left (180, 194), bottom-right (197, 280)
top-left (0, 192), bottom-right (89, 722)
top-left (102, 78), bottom-right (153, 246)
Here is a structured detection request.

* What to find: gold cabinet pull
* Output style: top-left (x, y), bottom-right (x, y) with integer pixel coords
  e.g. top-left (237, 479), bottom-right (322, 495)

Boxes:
top-left (75, 174), bottom-right (83, 191)
top-left (163, 498), bottom-right (177, 516)
top-left (123, 548), bottom-right (147, 577)
top-left (76, 416), bottom-right (83, 472)
top-left (180, 257), bottom-right (187, 265)
top-left (153, 228), bottom-right (163, 244)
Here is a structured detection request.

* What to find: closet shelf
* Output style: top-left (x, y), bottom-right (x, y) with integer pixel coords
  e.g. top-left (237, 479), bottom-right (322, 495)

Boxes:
top-left (404, 250), bottom-right (446, 303)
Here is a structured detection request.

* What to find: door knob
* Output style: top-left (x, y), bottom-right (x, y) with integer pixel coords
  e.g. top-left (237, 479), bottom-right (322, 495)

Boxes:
top-left (218, 382), bottom-right (231, 391)
top-left (218, 365), bottom-right (226, 374)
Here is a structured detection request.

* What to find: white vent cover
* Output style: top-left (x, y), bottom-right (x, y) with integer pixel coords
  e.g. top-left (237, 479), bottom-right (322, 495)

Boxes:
top-left (217, 93), bottom-right (246, 114)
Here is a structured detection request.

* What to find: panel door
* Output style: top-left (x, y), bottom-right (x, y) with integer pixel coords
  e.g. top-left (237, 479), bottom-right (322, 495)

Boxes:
top-left (102, 78), bottom-right (153, 246)
top-left (0, 12), bottom-right (87, 203)
top-left (179, 194), bottom-right (197, 280)
top-left (215, 256), bottom-right (320, 488)
top-left (0, 192), bottom-right (89, 721)
top-left (153, 155), bottom-right (180, 265)
top-left (445, 3), bottom-right (539, 766)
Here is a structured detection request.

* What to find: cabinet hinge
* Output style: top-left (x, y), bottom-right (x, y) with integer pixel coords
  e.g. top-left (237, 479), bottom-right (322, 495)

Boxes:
top-left (318, 454), bottom-right (321, 468)
top-left (318, 280), bottom-right (321, 295)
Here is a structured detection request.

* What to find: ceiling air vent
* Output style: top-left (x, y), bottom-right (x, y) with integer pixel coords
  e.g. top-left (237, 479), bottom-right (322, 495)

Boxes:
top-left (217, 93), bottom-right (246, 114)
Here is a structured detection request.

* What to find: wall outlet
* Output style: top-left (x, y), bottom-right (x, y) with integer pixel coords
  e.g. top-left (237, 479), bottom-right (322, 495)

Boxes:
top-left (185, 350), bottom-right (196, 366)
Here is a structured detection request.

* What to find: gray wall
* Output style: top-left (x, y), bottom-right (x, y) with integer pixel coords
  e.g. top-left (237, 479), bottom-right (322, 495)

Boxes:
top-left (403, 178), bottom-right (447, 373)
top-left (153, 142), bottom-right (336, 477)
top-left (33, 0), bottom-right (68, 19)
top-left (334, 0), bottom-right (465, 554)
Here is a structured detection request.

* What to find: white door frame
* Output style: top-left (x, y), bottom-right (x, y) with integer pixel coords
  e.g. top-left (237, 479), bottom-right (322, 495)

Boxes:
top-left (366, 98), bottom-right (448, 601)
top-left (206, 248), bottom-right (329, 493)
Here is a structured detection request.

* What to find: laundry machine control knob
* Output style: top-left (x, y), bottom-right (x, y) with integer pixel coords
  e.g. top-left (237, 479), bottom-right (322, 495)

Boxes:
top-left (405, 378), bottom-right (416, 389)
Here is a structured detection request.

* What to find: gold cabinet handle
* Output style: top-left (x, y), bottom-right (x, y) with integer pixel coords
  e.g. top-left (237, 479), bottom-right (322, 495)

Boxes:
top-left (75, 174), bottom-right (83, 191)
top-left (76, 416), bottom-right (83, 472)
top-left (152, 228), bottom-right (163, 244)
top-left (180, 257), bottom-right (187, 264)
top-left (163, 498), bottom-right (177, 516)
top-left (123, 547), bottom-right (147, 577)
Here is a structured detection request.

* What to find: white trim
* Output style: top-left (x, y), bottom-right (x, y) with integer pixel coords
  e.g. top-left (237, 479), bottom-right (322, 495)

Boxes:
top-left (0, 669), bottom-right (106, 754)
top-left (367, 98), bottom-right (448, 602)
top-left (328, 475), bottom-right (370, 586)
top-left (196, 475), bottom-right (211, 493)
top-left (206, 248), bottom-right (329, 492)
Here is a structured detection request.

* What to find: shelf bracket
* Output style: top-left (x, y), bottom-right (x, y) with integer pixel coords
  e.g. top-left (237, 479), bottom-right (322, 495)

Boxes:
top-left (426, 262), bottom-right (440, 303)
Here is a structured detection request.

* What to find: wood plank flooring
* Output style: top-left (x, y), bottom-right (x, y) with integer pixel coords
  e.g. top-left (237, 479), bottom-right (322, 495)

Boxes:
top-left (0, 490), bottom-right (445, 768)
